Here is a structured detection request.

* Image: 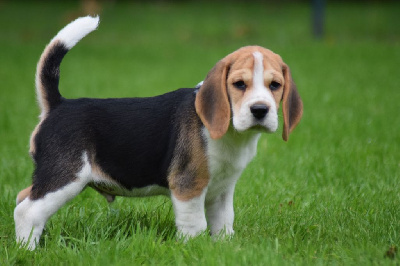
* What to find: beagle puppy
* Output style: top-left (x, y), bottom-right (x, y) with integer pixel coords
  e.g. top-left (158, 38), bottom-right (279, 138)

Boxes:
top-left (14, 16), bottom-right (303, 250)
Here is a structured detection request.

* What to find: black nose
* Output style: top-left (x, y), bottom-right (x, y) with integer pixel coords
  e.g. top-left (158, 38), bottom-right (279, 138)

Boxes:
top-left (250, 104), bottom-right (269, 119)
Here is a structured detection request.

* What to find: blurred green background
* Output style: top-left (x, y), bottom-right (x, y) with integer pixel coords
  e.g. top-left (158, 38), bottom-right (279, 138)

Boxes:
top-left (0, 0), bottom-right (399, 264)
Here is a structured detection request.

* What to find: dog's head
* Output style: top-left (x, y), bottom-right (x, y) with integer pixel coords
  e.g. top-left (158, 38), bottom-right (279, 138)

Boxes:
top-left (195, 46), bottom-right (303, 141)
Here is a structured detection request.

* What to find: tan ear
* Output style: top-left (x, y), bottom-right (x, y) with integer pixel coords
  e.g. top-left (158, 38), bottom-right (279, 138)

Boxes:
top-left (195, 59), bottom-right (231, 139)
top-left (282, 64), bottom-right (303, 141)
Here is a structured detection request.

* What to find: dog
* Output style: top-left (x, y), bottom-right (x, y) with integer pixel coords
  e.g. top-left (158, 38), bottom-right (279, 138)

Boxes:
top-left (14, 16), bottom-right (303, 250)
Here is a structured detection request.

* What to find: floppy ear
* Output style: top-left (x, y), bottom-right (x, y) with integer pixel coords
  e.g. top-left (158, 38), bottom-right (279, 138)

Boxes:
top-left (195, 59), bottom-right (231, 139)
top-left (282, 64), bottom-right (303, 141)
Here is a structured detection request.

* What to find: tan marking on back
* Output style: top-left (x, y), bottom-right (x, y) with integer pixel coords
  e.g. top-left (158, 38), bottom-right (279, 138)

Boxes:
top-left (16, 185), bottom-right (32, 205)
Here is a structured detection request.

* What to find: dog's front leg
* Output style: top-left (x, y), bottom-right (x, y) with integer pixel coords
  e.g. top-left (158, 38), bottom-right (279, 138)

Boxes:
top-left (205, 180), bottom-right (237, 237)
top-left (171, 189), bottom-right (207, 239)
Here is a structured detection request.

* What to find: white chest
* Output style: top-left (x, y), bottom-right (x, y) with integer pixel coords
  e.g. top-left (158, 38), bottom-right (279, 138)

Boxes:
top-left (204, 129), bottom-right (261, 200)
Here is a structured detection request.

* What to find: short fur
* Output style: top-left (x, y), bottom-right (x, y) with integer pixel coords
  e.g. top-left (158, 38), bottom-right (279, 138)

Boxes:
top-left (14, 16), bottom-right (303, 250)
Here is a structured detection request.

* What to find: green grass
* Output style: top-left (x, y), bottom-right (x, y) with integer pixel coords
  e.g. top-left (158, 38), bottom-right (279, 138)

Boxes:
top-left (1, 1), bottom-right (399, 265)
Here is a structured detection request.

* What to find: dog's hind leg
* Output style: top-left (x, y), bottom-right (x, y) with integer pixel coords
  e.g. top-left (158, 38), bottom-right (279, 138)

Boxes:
top-left (14, 153), bottom-right (92, 250)
top-left (14, 180), bottom-right (87, 250)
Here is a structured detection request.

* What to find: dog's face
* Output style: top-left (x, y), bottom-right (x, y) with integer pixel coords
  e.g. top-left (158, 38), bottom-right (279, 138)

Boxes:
top-left (227, 50), bottom-right (284, 134)
top-left (195, 46), bottom-right (303, 141)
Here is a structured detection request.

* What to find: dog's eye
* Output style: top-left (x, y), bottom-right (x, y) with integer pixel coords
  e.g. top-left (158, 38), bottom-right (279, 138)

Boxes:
top-left (269, 81), bottom-right (281, 91)
top-left (233, 81), bottom-right (247, 90)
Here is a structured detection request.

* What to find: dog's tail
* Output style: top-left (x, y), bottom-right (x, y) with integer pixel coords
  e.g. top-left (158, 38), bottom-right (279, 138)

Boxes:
top-left (35, 16), bottom-right (99, 118)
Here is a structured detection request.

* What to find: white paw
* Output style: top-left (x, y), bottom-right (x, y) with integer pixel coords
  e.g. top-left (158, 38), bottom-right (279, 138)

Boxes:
top-left (176, 219), bottom-right (207, 241)
top-left (211, 226), bottom-right (235, 240)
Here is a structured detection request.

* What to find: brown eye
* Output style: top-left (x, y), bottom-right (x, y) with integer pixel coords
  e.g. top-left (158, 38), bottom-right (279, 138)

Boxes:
top-left (233, 81), bottom-right (247, 90)
top-left (269, 81), bottom-right (281, 91)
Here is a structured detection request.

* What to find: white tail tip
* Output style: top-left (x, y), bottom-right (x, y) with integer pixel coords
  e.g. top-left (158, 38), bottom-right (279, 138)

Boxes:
top-left (51, 16), bottom-right (100, 49)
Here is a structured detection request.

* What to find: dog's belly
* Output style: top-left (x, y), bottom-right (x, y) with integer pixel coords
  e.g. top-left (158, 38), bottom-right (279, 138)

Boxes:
top-left (90, 182), bottom-right (170, 198)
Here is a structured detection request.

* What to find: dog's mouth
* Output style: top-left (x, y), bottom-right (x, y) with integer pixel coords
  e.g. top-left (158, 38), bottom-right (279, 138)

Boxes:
top-left (232, 112), bottom-right (278, 134)
top-left (249, 124), bottom-right (275, 133)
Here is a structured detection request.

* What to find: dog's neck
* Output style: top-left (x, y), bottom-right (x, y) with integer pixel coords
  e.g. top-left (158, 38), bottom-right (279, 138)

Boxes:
top-left (203, 126), bottom-right (261, 171)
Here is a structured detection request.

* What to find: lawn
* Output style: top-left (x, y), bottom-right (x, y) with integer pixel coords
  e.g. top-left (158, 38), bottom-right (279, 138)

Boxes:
top-left (0, 1), bottom-right (399, 265)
